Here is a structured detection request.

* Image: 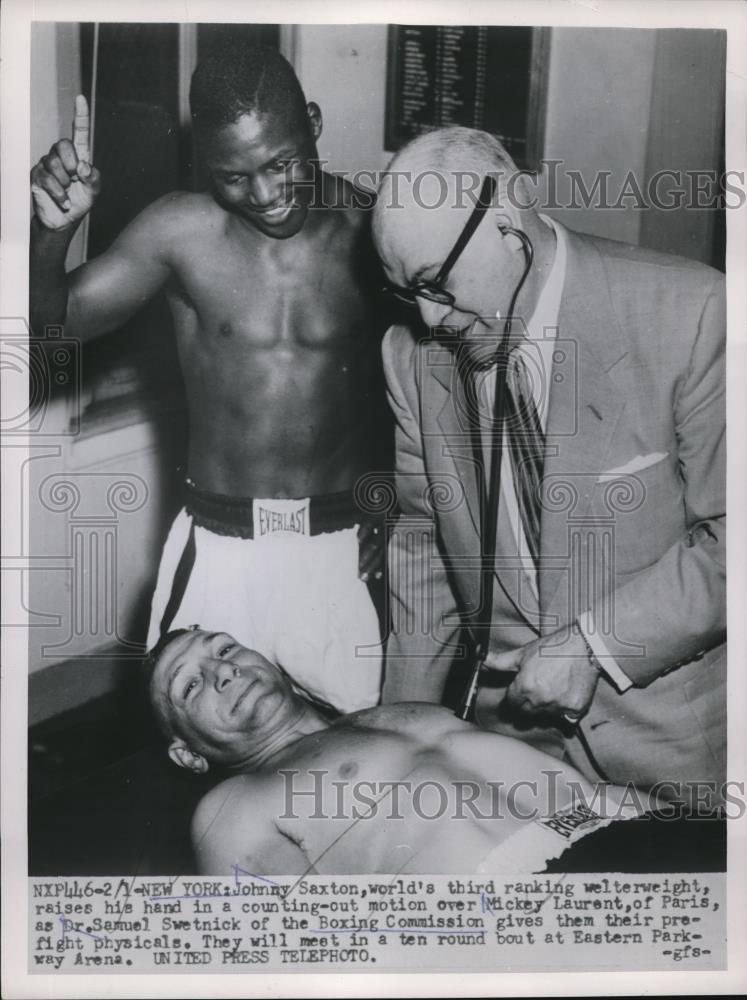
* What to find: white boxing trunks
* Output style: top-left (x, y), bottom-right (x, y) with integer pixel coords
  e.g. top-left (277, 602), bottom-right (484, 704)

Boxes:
top-left (476, 790), bottom-right (649, 874)
top-left (146, 483), bottom-right (384, 713)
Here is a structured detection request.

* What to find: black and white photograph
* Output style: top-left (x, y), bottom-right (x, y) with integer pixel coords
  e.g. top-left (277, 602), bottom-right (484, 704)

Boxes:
top-left (2, 0), bottom-right (746, 995)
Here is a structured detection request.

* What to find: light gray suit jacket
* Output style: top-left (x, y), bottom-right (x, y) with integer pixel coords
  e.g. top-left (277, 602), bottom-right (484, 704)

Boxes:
top-left (382, 225), bottom-right (726, 797)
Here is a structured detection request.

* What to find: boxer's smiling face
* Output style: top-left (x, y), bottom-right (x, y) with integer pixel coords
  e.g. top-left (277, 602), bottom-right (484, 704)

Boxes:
top-left (204, 106), bottom-right (321, 240)
top-left (151, 629), bottom-right (299, 771)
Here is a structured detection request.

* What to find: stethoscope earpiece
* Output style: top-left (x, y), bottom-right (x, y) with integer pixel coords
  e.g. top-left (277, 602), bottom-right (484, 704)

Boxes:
top-left (498, 224), bottom-right (534, 254)
top-left (498, 227), bottom-right (534, 342)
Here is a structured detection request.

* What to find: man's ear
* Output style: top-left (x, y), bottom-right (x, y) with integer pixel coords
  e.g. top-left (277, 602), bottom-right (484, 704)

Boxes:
top-left (494, 212), bottom-right (527, 253)
top-left (168, 738), bottom-right (209, 774)
top-left (306, 102), bottom-right (322, 141)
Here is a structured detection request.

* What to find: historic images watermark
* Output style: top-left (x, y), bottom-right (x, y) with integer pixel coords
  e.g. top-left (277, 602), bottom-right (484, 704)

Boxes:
top-left (278, 769), bottom-right (745, 823)
top-left (271, 161), bottom-right (745, 213)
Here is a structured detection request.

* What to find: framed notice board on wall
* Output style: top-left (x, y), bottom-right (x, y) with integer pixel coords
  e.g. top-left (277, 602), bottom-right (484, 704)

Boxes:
top-left (385, 25), bottom-right (550, 171)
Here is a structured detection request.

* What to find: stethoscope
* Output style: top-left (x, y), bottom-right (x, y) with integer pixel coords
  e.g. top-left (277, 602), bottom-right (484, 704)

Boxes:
top-left (451, 228), bottom-right (613, 783)
top-left (455, 225), bottom-right (535, 721)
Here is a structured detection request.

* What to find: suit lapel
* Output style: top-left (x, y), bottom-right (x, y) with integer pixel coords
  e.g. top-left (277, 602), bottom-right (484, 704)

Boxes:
top-left (428, 346), bottom-right (483, 540)
top-left (539, 230), bottom-right (629, 616)
top-left (426, 342), bottom-right (533, 621)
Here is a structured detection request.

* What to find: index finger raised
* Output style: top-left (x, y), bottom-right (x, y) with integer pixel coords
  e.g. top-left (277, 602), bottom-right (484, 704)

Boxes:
top-left (72, 94), bottom-right (90, 162)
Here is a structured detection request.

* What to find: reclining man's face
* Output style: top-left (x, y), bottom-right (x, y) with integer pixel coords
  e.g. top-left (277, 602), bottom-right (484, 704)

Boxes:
top-left (151, 630), bottom-right (296, 773)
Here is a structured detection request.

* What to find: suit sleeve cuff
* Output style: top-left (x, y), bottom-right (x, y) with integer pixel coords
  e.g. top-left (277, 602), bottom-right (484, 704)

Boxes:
top-left (576, 611), bottom-right (634, 692)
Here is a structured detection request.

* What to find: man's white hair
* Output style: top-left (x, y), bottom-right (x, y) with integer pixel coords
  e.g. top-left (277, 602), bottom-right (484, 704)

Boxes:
top-left (373, 127), bottom-right (523, 250)
top-left (386, 126), bottom-right (518, 176)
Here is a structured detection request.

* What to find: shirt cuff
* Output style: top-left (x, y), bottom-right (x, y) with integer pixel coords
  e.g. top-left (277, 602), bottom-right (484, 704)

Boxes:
top-left (576, 611), bottom-right (634, 693)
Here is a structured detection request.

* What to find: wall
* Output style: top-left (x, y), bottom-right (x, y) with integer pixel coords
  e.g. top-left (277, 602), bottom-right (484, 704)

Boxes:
top-left (294, 25), bottom-right (659, 243)
top-left (293, 24), bottom-right (391, 183)
top-left (294, 24), bottom-right (721, 252)
top-left (540, 27), bottom-right (657, 244)
top-left (640, 28), bottom-right (726, 265)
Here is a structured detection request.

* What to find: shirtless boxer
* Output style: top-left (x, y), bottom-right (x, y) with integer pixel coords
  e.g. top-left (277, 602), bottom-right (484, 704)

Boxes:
top-left (147, 629), bottom-right (653, 876)
top-left (30, 42), bottom-right (388, 712)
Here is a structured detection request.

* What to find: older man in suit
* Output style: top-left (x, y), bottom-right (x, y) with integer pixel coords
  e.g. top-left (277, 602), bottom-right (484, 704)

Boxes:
top-left (373, 127), bottom-right (725, 805)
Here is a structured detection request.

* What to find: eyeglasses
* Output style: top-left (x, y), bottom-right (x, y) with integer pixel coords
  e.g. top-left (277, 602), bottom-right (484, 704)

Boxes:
top-left (383, 174), bottom-right (497, 307)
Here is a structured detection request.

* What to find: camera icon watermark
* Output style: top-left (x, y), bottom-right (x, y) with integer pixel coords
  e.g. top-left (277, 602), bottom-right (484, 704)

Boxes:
top-left (415, 323), bottom-right (579, 440)
top-left (1, 318), bottom-right (81, 435)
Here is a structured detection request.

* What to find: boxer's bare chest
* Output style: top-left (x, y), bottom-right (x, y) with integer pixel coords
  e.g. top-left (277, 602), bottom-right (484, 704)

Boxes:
top-left (166, 208), bottom-right (376, 359)
top-left (158, 200), bottom-right (383, 493)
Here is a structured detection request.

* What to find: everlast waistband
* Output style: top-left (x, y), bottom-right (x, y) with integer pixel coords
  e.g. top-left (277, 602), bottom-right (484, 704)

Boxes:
top-left (184, 479), bottom-right (368, 539)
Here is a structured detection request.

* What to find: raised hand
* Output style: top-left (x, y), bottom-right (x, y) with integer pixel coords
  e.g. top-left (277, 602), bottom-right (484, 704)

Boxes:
top-left (31, 95), bottom-right (101, 231)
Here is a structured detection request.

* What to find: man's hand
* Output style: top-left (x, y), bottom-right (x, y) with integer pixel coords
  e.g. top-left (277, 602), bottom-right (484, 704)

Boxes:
top-left (31, 95), bottom-right (101, 231)
top-left (486, 625), bottom-right (600, 722)
top-left (357, 519), bottom-right (385, 583)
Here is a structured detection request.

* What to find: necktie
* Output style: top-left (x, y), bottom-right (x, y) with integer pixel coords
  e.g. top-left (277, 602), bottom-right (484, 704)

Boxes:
top-left (455, 344), bottom-right (544, 720)
top-left (505, 347), bottom-right (545, 566)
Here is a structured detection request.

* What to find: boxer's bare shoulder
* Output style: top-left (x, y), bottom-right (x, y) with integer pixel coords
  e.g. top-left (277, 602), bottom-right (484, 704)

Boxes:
top-left (191, 775), bottom-right (252, 858)
top-left (315, 173), bottom-right (377, 244)
top-left (191, 772), bottom-right (312, 876)
top-left (114, 190), bottom-right (228, 252)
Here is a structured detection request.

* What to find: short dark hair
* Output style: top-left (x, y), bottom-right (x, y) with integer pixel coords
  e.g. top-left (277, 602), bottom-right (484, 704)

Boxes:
top-left (142, 629), bottom-right (191, 738)
top-left (189, 40), bottom-right (309, 135)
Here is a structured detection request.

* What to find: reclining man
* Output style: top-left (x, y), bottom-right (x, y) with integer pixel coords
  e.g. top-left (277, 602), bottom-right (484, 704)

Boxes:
top-left (30, 41), bottom-right (389, 714)
top-left (146, 628), bottom-right (662, 876)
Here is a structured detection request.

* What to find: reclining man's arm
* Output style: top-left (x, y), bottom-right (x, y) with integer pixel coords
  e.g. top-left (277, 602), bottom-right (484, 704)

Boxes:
top-left (30, 95), bottom-right (172, 340)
